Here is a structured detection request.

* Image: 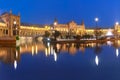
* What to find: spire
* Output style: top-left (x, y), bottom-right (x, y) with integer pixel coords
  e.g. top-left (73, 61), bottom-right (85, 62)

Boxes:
top-left (54, 18), bottom-right (58, 23)
top-left (54, 18), bottom-right (58, 26)
top-left (81, 20), bottom-right (85, 29)
top-left (18, 12), bottom-right (20, 16)
top-left (10, 10), bottom-right (12, 14)
top-left (81, 20), bottom-right (84, 25)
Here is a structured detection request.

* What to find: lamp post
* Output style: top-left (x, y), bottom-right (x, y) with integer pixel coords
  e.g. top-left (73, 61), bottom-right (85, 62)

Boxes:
top-left (54, 22), bottom-right (57, 30)
top-left (95, 17), bottom-right (99, 28)
top-left (94, 17), bottom-right (99, 39)
top-left (14, 21), bottom-right (17, 35)
top-left (116, 22), bottom-right (119, 26)
top-left (115, 22), bottom-right (119, 38)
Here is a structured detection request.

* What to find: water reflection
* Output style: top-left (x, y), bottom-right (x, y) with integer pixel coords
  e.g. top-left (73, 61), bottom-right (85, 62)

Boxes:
top-left (95, 56), bottom-right (99, 66)
top-left (1, 39), bottom-right (120, 68)
top-left (0, 46), bottom-right (20, 69)
top-left (116, 48), bottom-right (119, 57)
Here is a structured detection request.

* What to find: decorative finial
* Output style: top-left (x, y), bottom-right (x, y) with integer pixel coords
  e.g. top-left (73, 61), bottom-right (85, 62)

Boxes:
top-left (18, 12), bottom-right (20, 16)
top-left (10, 10), bottom-right (12, 14)
top-left (81, 20), bottom-right (84, 25)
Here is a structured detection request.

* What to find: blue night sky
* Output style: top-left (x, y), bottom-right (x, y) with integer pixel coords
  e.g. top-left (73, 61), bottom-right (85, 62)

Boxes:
top-left (0, 0), bottom-right (120, 28)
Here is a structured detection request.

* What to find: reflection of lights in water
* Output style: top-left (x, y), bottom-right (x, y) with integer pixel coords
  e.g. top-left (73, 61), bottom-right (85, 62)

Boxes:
top-left (32, 46), bottom-right (34, 56)
top-left (54, 50), bottom-right (57, 62)
top-left (107, 41), bottom-right (113, 46)
top-left (20, 47), bottom-right (21, 53)
top-left (70, 46), bottom-right (77, 55)
top-left (91, 43), bottom-right (95, 47)
top-left (95, 56), bottom-right (99, 66)
top-left (79, 47), bottom-right (85, 53)
top-left (56, 44), bottom-right (60, 50)
top-left (35, 45), bottom-right (38, 54)
top-left (48, 46), bottom-right (50, 55)
top-left (14, 60), bottom-right (17, 69)
top-left (106, 29), bottom-right (113, 36)
top-left (117, 40), bottom-right (120, 45)
top-left (116, 48), bottom-right (119, 57)
top-left (16, 50), bottom-right (18, 58)
top-left (47, 42), bottom-right (50, 47)
top-left (25, 44), bottom-right (27, 50)
top-left (45, 48), bottom-right (48, 56)
top-left (51, 46), bottom-right (54, 55)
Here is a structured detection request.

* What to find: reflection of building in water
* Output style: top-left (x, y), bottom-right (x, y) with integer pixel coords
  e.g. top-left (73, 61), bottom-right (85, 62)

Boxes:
top-left (44, 43), bottom-right (97, 57)
top-left (20, 42), bottom-right (45, 55)
top-left (0, 46), bottom-right (20, 69)
top-left (69, 43), bottom-right (77, 55)
top-left (79, 46), bottom-right (85, 53)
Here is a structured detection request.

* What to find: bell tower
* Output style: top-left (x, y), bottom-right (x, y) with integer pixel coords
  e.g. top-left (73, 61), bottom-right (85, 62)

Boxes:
top-left (1, 11), bottom-right (20, 37)
top-left (53, 18), bottom-right (58, 29)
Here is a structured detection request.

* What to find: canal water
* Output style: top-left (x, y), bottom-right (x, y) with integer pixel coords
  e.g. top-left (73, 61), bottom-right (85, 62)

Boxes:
top-left (0, 40), bottom-right (120, 80)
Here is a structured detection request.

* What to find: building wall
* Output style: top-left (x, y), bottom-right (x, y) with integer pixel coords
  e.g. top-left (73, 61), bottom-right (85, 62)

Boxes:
top-left (54, 21), bottom-right (86, 36)
top-left (0, 12), bottom-right (20, 37)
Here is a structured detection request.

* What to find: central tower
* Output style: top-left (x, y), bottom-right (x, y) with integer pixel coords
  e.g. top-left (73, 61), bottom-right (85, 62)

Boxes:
top-left (0, 11), bottom-right (20, 37)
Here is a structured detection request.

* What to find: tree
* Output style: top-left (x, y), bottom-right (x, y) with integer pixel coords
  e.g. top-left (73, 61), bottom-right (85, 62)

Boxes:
top-left (53, 30), bottom-right (61, 40)
top-left (94, 28), bottom-right (103, 39)
top-left (44, 31), bottom-right (50, 37)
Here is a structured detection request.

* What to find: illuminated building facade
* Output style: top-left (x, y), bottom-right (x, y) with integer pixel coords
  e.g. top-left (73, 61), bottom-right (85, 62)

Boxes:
top-left (0, 10), bottom-right (20, 37)
top-left (0, 11), bottom-right (119, 38)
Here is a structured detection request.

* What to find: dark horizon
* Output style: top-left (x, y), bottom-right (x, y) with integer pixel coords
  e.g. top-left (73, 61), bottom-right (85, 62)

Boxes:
top-left (0, 0), bottom-right (120, 28)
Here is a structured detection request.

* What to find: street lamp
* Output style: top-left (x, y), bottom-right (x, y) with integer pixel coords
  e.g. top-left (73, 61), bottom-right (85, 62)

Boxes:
top-left (14, 21), bottom-right (16, 25)
top-left (115, 22), bottom-right (119, 38)
top-left (54, 22), bottom-right (57, 30)
top-left (95, 17), bottom-right (99, 27)
top-left (14, 21), bottom-right (17, 35)
top-left (116, 22), bottom-right (119, 26)
top-left (94, 17), bottom-right (99, 39)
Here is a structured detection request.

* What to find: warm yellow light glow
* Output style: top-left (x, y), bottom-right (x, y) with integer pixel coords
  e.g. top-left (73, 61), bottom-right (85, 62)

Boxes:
top-left (51, 46), bottom-right (54, 55)
top-left (32, 46), bottom-right (34, 56)
top-left (48, 46), bottom-right (50, 55)
top-left (20, 47), bottom-right (21, 53)
top-left (35, 45), bottom-right (38, 54)
top-left (107, 41), bottom-right (112, 46)
top-left (56, 44), bottom-right (61, 50)
top-left (16, 50), bottom-right (18, 58)
top-left (54, 22), bottom-right (57, 26)
top-left (45, 48), bottom-right (48, 56)
top-left (25, 44), bottom-right (27, 50)
top-left (14, 21), bottom-right (16, 25)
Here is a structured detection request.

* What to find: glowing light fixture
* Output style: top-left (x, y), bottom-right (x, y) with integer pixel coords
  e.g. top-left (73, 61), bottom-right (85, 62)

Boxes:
top-left (95, 17), bottom-right (99, 22)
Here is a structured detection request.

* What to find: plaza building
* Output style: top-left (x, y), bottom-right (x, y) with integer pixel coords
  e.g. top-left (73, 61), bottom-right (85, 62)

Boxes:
top-left (0, 11), bottom-right (119, 38)
top-left (53, 19), bottom-right (86, 37)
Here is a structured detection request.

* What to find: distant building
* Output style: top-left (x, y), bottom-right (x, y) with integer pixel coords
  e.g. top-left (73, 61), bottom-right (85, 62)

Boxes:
top-left (53, 19), bottom-right (85, 36)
